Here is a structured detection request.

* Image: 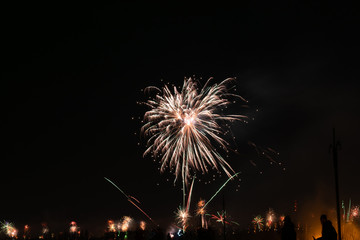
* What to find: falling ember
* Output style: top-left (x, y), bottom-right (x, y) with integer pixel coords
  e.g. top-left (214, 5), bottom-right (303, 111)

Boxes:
top-left (141, 77), bottom-right (247, 185)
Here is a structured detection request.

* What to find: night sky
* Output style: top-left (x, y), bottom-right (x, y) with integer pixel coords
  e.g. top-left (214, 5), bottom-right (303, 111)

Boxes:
top-left (2, 2), bottom-right (360, 237)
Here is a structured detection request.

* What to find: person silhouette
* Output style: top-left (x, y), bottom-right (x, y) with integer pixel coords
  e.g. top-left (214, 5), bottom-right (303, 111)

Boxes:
top-left (313, 214), bottom-right (337, 240)
top-left (281, 215), bottom-right (296, 240)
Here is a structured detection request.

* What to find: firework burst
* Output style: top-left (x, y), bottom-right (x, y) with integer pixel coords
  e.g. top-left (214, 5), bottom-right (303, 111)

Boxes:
top-left (196, 199), bottom-right (206, 216)
top-left (210, 211), bottom-right (229, 225)
top-left (252, 215), bottom-right (264, 231)
top-left (120, 216), bottom-right (133, 232)
top-left (139, 221), bottom-right (146, 231)
top-left (107, 220), bottom-right (116, 232)
top-left (141, 77), bottom-right (247, 185)
top-left (1, 221), bottom-right (18, 238)
top-left (351, 206), bottom-right (359, 221)
top-left (69, 221), bottom-right (78, 234)
top-left (266, 208), bottom-right (276, 228)
top-left (208, 211), bottom-right (239, 226)
top-left (196, 199), bottom-right (207, 229)
top-left (175, 207), bottom-right (190, 230)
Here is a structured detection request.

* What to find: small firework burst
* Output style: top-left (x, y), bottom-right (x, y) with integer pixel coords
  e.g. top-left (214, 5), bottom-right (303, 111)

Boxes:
top-left (69, 221), bottom-right (78, 234)
top-left (139, 221), bottom-right (146, 231)
top-left (120, 216), bottom-right (133, 232)
top-left (266, 208), bottom-right (276, 228)
top-left (1, 221), bottom-right (18, 238)
top-left (175, 206), bottom-right (190, 230)
top-left (210, 211), bottom-right (229, 225)
top-left (107, 220), bottom-right (116, 232)
top-left (196, 199), bottom-right (206, 216)
top-left (351, 206), bottom-right (359, 220)
top-left (252, 215), bottom-right (264, 231)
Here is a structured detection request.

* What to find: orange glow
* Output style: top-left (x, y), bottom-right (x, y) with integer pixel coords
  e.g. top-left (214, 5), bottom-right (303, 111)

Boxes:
top-left (140, 221), bottom-right (146, 231)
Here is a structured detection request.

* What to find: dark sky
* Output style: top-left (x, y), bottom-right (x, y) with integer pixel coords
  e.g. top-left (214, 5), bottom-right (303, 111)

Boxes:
top-left (2, 2), bottom-right (360, 237)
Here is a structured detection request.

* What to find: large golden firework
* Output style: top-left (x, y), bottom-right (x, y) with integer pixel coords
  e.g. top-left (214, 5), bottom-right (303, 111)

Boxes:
top-left (142, 77), bottom-right (247, 185)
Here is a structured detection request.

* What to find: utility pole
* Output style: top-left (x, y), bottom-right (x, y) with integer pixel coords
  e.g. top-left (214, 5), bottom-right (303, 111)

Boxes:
top-left (331, 128), bottom-right (341, 240)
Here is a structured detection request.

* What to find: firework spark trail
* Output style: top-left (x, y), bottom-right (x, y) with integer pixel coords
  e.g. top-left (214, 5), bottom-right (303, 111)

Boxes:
top-left (104, 177), bottom-right (127, 196)
top-left (248, 141), bottom-right (279, 165)
top-left (127, 199), bottom-right (153, 223)
top-left (176, 177), bottom-right (196, 231)
top-left (203, 172), bottom-right (240, 209)
top-left (185, 177), bottom-right (195, 212)
top-left (104, 177), bottom-right (154, 223)
top-left (347, 198), bottom-right (352, 222)
top-left (129, 196), bottom-right (141, 204)
top-left (141, 77), bottom-right (247, 185)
